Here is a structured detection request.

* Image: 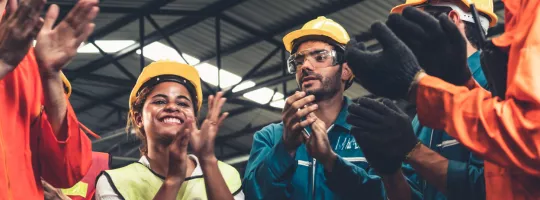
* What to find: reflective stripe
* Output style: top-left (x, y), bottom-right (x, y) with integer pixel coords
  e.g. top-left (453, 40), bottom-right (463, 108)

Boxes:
top-left (343, 157), bottom-right (367, 162)
top-left (298, 160), bottom-right (312, 167)
top-left (437, 139), bottom-right (460, 148)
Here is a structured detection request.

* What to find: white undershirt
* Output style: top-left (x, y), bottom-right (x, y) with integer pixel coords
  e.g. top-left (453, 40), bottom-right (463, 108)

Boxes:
top-left (94, 155), bottom-right (244, 200)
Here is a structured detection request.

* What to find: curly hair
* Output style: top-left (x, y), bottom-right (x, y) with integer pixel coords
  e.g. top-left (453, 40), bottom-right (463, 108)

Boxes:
top-left (126, 86), bottom-right (155, 156)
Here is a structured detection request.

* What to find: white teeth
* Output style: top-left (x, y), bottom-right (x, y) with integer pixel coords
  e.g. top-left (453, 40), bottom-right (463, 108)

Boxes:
top-left (163, 117), bottom-right (181, 124)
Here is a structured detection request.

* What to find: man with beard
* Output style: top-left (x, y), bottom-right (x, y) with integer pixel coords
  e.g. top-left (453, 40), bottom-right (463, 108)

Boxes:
top-left (242, 16), bottom-right (422, 200)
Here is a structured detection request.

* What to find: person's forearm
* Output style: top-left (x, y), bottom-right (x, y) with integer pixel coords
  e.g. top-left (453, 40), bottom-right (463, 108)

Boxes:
top-left (200, 157), bottom-right (235, 200)
top-left (153, 177), bottom-right (184, 200)
top-left (407, 144), bottom-right (448, 194)
top-left (381, 170), bottom-right (412, 200)
top-left (41, 72), bottom-right (68, 140)
top-left (0, 60), bottom-right (15, 80)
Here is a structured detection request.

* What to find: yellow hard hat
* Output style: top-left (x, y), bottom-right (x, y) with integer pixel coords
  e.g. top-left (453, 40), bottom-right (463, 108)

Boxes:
top-left (60, 71), bottom-right (72, 97)
top-left (129, 60), bottom-right (203, 115)
top-left (283, 16), bottom-right (350, 53)
top-left (390, 0), bottom-right (498, 27)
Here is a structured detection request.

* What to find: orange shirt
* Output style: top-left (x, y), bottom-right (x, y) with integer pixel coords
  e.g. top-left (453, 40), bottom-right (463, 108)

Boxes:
top-left (414, 1), bottom-right (540, 199)
top-left (0, 49), bottom-right (92, 199)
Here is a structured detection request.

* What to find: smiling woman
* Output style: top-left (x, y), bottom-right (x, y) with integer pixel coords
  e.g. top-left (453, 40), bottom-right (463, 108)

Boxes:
top-left (94, 61), bottom-right (244, 200)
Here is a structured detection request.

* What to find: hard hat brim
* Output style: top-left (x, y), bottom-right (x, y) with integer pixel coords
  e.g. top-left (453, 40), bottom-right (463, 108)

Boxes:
top-left (391, 1), bottom-right (498, 27)
top-left (390, 1), bottom-right (426, 14)
top-left (283, 29), bottom-right (349, 53)
top-left (129, 61), bottom-right (203, 115)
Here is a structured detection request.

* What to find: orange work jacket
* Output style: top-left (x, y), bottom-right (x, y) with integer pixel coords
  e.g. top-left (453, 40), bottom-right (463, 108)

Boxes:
top-left (414, 1), bottom-right (540, 199)
top-left (0, 49), bottom-right (92, 199)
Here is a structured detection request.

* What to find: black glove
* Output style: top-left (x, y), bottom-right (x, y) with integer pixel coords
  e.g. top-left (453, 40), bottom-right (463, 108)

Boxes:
top-left (345, 22), bottom-right (421, 100)
top-left (346, 97), bottom-right (419, 174)
top-left (386, 7), bottom-right (471, 86)
top-left (480, 40), bottom-right (508, 99)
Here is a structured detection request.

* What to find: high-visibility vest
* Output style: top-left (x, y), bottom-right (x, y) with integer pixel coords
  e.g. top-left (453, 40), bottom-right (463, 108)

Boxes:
top-left (103, 161), bottom-right (242, 200)
top-left (62, 152), bottom-right (111, 199)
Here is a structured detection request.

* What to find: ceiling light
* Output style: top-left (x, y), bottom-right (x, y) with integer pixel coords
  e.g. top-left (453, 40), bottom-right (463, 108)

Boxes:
top-left (78, 40), bottom-right (136, 53)
top-left (270, 99), bottom-right (286, 109)
top-left (135, 42), bottom-right (200, 65)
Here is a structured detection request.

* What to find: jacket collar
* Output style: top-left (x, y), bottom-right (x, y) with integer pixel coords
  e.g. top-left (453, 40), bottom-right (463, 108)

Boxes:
top-left (468, 50), bottom-right (489, 89)
top-left (333, 96), bottom-right (352, 131)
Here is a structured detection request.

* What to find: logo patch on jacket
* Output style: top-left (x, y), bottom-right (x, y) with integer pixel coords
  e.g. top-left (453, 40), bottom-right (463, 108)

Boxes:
top-left (335, 136), bottom-right (359, 150)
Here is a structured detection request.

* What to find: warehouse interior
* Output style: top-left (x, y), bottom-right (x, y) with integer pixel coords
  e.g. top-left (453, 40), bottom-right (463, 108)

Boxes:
top-left (48, 0), bottom-right (506, 176)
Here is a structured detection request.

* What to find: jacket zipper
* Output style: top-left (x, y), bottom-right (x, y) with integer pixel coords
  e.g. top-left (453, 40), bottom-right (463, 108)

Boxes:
top-left (310, 125), bottom-right (335, 199)
top-left (312, 158), bottom-right (316, 200)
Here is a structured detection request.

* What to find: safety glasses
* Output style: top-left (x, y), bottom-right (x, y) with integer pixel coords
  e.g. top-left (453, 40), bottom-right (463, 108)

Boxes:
top-left (287, 48), bottom-right (342, 74)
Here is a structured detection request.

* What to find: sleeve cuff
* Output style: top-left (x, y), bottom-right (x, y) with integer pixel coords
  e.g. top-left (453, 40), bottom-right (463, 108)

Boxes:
top-left (265, 140), bottom-right (297, 179)
top-left (446, 160), bottom-right (468, 196)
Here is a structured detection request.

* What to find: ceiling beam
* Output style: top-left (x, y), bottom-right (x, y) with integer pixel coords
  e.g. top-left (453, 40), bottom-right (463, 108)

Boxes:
top-left (68, 0), bottom-right (249, 81)
top-left (76, 89), bottom-right (131, 113)
top-left (215, 120), bottom-right (281, 145)
top-left (196, 0), bottom-right (367, 65)
top-left (219, 14), bottom-right (281, 47)
top-left (63, 70), bottom-right (134, 87)
top-left (228, 75), bottom-right (295, 100)
top-left (71, 90), bottom-right (128, 112)
top-left (55, 5), bottom-right (214, 16)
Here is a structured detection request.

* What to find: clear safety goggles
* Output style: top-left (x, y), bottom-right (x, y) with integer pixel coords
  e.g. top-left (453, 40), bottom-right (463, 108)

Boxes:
top-left (287, 48), bottom-right (343, 74)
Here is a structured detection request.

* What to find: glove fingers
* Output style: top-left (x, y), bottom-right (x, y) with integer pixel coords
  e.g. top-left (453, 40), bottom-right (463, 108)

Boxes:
top-left (379, 99), bottom-right (403, 115)
top-left (346, 38), bottom-right (367, 51)
top-left (386, 14), bottom-right (427, 49)
top-left (402, 7), bottom-right (443, 36)
top-left (347, 115), bottom-right (383, 131)
top-left (345, 40), bottom-right (376, 69)
top-left (438, 14), bottom-right (466, 49)
top-left (348, 103), bottom-right (385, 122)
top-left (356, 97), bottom-right (393, 116)
top-left (370, 22), bottom-right (407, 53)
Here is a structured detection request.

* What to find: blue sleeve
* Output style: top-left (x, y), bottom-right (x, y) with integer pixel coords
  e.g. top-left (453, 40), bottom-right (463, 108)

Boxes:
top-left (401, 163), bottom-right (425, 200)
top-left (446, 153), bottom-right (485, 200)
top-left (242, 125), bottom-right (296, 200)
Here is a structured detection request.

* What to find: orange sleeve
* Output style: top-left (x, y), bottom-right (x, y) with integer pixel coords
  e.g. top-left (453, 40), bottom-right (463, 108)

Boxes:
top-left (416, 75), bottom-right (540, 177)
top-left (38, 98), bottom-right (93, 188)
top-left (415, 0), bottom-right (540, 177)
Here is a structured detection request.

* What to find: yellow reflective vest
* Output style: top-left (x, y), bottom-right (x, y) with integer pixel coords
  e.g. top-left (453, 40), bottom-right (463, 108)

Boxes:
top-left (102, 157), bottom-right (242, 200)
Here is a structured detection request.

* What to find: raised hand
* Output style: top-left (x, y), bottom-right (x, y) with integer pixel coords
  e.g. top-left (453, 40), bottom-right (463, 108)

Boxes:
top-left (281, 91), bottom-right (318, 156)
top-left (189, 92), bottom-right (229, 163)
top-left (386, 7), bottom-right (471, 86)
top-left (166, 116), bottom-right (193, 180)
top-left (346, 97), bottom-right (419, 174)
top-left (304, 113), bottom-right (337, 171)
top-left (35, 0), bottom-right (99, 77)
top-left (0, 0), bottom-right (45, 69)
top-left (345, 22), bottom-right (422, 100)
